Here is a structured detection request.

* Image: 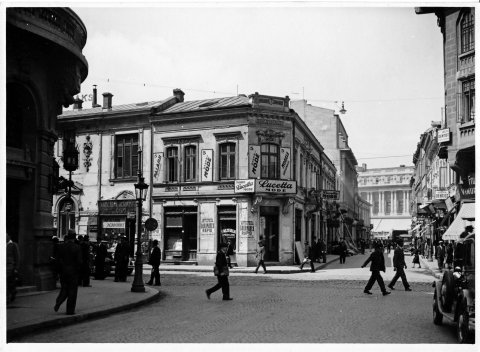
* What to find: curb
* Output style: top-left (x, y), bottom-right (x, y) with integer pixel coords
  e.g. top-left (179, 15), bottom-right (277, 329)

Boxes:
top-left (7, 287), bottom-right (161, 341)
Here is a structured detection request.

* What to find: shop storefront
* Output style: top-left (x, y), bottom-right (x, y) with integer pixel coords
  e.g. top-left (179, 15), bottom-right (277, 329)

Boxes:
top-left (164, 206), bottom-right (198, 262)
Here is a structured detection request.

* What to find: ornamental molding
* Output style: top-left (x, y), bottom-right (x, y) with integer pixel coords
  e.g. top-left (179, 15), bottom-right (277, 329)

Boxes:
top-left (83, 135), bottom-right (93, 171)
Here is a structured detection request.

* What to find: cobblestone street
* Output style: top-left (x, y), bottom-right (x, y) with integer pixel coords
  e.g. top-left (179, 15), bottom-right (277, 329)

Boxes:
top-left (12, 253), bottom-right (461, 344)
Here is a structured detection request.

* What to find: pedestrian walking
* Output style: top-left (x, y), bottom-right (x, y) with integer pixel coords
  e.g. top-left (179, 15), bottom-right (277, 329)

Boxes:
top-left (445, 242), bottom-right (454, 270)
top-left (226, 240), bottom-right (234, 269)
top-left (146, 239), bottom-right (161, 286)
top-left (388, 241), bottom-right (412, 291)
top-left (54, 230), bottom-right (83, 315)
top-left (6, 234), bottom-right (20, 304)
top-left (339, 239), bottom-right (348, 264)
top-left (206, 242), bottom-right (232, 300)
top-left (79, 235), bottom-right (91, 287)
top-left (312, 237), bottom-right (319, 263)
top-left (114, 236), bottom-right (130, 282)
top-left (94, 239), bottom-right (108, 280)
top-left (361, 243), bottom-right (390, 296)
top-left (436, 241), bottom-right (445, 271)
top-left (254, 236), bottom-right (267, 274)
top-left (299, 240), bottom-right (315, 272)
top-left (412, 247), bottom-right (421, 268)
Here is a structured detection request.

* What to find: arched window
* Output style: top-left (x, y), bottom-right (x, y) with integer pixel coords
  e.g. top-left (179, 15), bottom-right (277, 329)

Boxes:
top-left (58, 199), bottom-right (75, 238)
top-left (219, 142), bottom-right (236, 180)
top-left (460, 11), bottom-right (474, 53)
top-left (261, 143), bottom-right (279, 179)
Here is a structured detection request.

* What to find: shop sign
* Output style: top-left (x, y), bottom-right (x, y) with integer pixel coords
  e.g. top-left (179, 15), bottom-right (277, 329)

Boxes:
top-left (240, 221), bottom-right (255, 238)
top-left (437, 128), bottom-right (450, 143)
top-left (103, 220), bottom-right (125, 229)
top-left (145, 217), bottom-right (158, 231)
top-left (98, 200), bottom-right (136, 215)
top-left (200, 218), bottom-right (215, 236)
top-left (234, 179), bottom-right (255, 193)
top-left (248, 145), bottom-right (261, 178)
top-left (201, 149), bottom-right (213, 182)
top-left (434, 190), bottom-right (449, 200)
top-left (255, 179), bottom-right (296, 194)
top-left (458, 184), bottom-right (475, 199)
top-left (221, 228), bottom-right (236, 241)
top-left (280, 148), bottom-right (291, 180)
top-left (320, 190), bottom-right (340, 200)
top-left (153, 152), bottom-right (163, 183)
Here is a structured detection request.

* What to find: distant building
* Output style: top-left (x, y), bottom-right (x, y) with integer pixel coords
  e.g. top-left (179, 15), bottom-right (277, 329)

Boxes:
top-left (357, 164), bottom-right (414, 240)
top-left (6, 8), bottom-right (88, 290)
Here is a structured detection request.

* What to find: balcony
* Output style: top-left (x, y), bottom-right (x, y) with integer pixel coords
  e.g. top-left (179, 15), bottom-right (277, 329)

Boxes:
top-left (458, 120), bottom-right (475, 151)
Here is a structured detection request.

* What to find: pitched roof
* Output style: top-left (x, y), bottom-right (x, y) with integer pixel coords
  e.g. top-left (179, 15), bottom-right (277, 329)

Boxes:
top-left (160, 95), bottom-right (250, 114)
top-left (58, 97), bottom-right (175, 119)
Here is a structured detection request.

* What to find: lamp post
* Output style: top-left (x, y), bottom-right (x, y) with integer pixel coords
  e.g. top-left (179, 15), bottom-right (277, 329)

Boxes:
top-left (62, 130), bottom-right (79, 199)
top-left (131, 148), bottom-right (148, 293)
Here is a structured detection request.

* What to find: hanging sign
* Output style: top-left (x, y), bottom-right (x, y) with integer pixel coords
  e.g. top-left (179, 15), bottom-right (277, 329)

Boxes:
top-left (437, 128), bottom-right (450, 143)
top-left (201, 149), bottom-right (213, 182)
top-left (280, 147), bottom-right (291, 179)
top-left (255, 179), bottom-right (296, 194)
top-left (248, 145), bottom-right (261, 178)
top-left (102, 220), bottom-right (125, 229)
top-left (234, 179), bottom-right (255, 193)
top-left (153, 152), bottom-right (163, 183)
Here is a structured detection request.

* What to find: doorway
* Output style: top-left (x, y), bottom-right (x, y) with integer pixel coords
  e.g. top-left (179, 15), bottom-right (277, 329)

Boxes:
top-left (260, 206), bottom-right (279, 261)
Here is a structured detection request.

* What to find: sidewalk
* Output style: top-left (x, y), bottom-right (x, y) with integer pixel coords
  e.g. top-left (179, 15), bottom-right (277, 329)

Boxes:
top-left (6, 254), bottom-right (340, 340)
top-left (418, 254), bottom-right (444, 280)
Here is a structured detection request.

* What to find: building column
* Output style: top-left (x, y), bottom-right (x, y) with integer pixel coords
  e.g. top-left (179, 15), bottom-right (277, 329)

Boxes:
top-left (392, 191), bottom-right (396, 214)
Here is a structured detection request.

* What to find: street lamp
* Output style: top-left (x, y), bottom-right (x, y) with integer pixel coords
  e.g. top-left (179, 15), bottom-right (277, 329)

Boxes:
top-left (62, 130), bottom-right (79, 198)
top-left (131, 148), bottom-right (148, 293)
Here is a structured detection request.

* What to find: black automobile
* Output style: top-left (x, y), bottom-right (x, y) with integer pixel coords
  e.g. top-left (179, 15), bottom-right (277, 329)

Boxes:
top-left (432, 233), bottom-right (475, 343)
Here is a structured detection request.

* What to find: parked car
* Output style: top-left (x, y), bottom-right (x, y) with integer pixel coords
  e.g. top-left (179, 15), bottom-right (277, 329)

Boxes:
top-left (432, 233), bottom-right (475, 343)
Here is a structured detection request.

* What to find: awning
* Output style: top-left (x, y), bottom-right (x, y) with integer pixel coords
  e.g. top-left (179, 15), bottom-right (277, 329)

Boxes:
top-left (442, 202), bottom-right (476, 241)
top-left (372, 218), bottom-right (411, 233)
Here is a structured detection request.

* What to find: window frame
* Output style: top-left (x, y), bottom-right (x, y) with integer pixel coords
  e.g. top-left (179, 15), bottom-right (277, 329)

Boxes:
top-left (115, 133), bottom-right (139, 179)
top-left (166, 146), bottom-right (179, 183)
top-left (261, 143), bottom-right (280, 179)
top-left (462, 78), bottom-right (475, 123)
top-left (184, 145), bottom-right (197, 182)
top-left (219, 142), bottom-right (236, 180)
top-left (460, 12), bottom-right (475, 54)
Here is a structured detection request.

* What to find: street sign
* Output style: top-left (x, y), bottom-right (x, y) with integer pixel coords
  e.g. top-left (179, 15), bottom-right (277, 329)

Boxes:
top-left (144, 217), bottom-right (158, 231)
top-left (320, 190), bottom-right (339, 200)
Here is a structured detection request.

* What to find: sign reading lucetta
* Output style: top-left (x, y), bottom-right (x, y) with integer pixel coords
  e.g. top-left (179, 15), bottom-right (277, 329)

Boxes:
top-left (248, 145), bottom-right (261, 178)
top-left (234, 179), bottom-right (255, 193)
top-left (255, 179), bottom-right (297, 194)
top-left (201, 149), bottom-right (213, 182)
top-left (280, 147), bottom-right (291, 179)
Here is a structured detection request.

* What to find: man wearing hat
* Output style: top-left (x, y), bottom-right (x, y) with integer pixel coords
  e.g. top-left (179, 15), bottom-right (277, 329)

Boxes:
top-left (361, 243), bottom-right (390, 296)
top-left (206, 242), bottom-right (232, 300)
top-left (114, 235), bottom-right (130, 282)
top-left (387, 241), bottom-right (411, 291)
top-left (147, 239), bottom-right (161, 286)
top-left (254, 236), bottom-right (267, 274)
top-left (54, 230), bottom-right (82, 315)
top-left (436, 241), bottom-right (445, 271)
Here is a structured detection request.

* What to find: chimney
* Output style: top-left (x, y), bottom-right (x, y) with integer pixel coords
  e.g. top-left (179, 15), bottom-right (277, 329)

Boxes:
top-left (102, 92), bottom-right (113, 110)
top-left (73, 97), bottom-right (83, 110)
top-left (92, 85), bottom-right (101, 108)
top-left (173, 88), bottom-right (185, 102)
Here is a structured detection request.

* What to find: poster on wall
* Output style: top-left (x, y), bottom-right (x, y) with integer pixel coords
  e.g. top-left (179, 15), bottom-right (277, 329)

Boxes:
top-left (280, 147), bottom-right (291, 179)
top-left (152, 152), bottom-right (163, 183)
top-left (199, 203), bottom-right (216, 252)
top-left (248, 145), bottom-right (261, 178)
top-left (201, 149), bottom-right (213, 182)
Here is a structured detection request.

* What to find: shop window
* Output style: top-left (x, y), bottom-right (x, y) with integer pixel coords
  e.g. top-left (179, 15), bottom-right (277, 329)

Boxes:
top-left (166, 147), bottom-right (179, 182)
top-left (460, 12), bottom-right (474, 54)
top-left (219, 142), bottom-right (236, 180)
top-left (261, 143), bottom-right (279, 179)
top-left (58, 199), bottom-right (75, 238)
top-left (115, 134), bottom-right (138, 179)
top-left (218, 206), bottom-right (237, 250)
top-left (184, 145), bottom-right (197, 182)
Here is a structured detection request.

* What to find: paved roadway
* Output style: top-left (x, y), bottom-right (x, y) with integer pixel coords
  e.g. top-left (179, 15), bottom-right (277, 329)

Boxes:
top-left (12, 251), bottom-right (462, 344)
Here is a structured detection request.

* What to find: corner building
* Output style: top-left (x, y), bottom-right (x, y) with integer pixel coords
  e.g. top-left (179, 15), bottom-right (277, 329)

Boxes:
top-left (151, 93), bottom-right (336, 266)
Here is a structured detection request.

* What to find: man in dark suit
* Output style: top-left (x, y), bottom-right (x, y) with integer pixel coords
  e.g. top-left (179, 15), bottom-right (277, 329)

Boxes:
top-left (388, 241), bottom-right (412, 291)
top-left (79, 235), bottom-right (91, 287)
top-left (146, 239), bottom-right (161, 286)
top-left (361, 243), bottom-right (391, 296)
top-left (206, 242), bottom-right (232, 301)
top-left (54, 230), bottom-right (83, 315)
top-left (114, 236), bottom-right (130, 282)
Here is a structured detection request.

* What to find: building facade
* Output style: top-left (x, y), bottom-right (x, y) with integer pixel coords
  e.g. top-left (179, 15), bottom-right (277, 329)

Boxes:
top-left (6, 8), bottom-right (88, 290)
top-left (357, 164), bottom-right (414, 240)
top-left (53, 92), bottom-right (338, 266)
top-left (415, 7), bottom-right (475, 244)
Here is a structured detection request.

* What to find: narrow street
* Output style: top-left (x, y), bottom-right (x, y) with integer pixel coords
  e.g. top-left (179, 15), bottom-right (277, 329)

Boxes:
top-left (12, 253), bottom-right (459, 344)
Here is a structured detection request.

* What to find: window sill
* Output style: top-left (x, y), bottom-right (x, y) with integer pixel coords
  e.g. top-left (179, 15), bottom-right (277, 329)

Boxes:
top-left (109, 177), bottom-right (137, 183)
top-left (458, 50), bottom-right (474, 60)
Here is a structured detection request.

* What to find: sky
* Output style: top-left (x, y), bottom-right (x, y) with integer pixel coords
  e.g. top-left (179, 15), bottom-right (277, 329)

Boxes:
top-left (67, 4), bottom-right (446, 169)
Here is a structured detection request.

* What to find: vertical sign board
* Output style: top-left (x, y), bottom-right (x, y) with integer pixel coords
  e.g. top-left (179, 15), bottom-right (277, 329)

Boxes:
top-left (201, 149), bottom-right (213, 182)
top-left (248, 145), bottom-right (261, 179)
top-left (199, 202), bottom-right (216, 252)
top-left (152, 152), bottom-right (163, 183)
top-left (151, 204), bottom-right (162, 242)
top-left (238, 202), bottom-right (254, 252)
top-left (280, 147), bottom-right (291, 180)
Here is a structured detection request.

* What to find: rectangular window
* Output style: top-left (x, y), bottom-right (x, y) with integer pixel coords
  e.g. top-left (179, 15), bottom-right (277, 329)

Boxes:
top-left (166, 147), bottom-right (178, 182)
top-left (462, 79), bottom-right (475, 123)
top-left (461, 13), bottom-right (475, 53)
top-left (115, 134), bottom-right (138, 179)
top-left (219, 143), bottom-right (236, 180)
top-left (184, 146), bottom-right (196, 182)
top-left (261, 144), bottom-right (279, 179)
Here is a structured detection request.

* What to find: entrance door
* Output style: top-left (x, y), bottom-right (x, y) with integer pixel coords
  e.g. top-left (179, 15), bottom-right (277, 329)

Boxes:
top-left (295, 209), bottom-right (302, 263)
top-left (260, 206), bottom-right (279, 261)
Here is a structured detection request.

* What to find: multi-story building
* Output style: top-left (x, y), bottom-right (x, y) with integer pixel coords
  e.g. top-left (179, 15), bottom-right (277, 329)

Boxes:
top-left (357, 164), bottom-right (414, 241)
top-left (290, 100), bottom-right (366, 245)
top-left (6, 8), bottom-right (88, 290)
top-left (416, 7), bottom-right (475, 243)
top-left (54, 91), bottom-right (337, 266)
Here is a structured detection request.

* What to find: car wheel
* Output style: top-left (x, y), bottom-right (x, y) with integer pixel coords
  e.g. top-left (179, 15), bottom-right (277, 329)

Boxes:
top-left (440, 271), bottom-right (454, 312)
top-left (433, 293), bottom-right (443, 325)
top-left (457, 305), bottom-right (473, 343)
